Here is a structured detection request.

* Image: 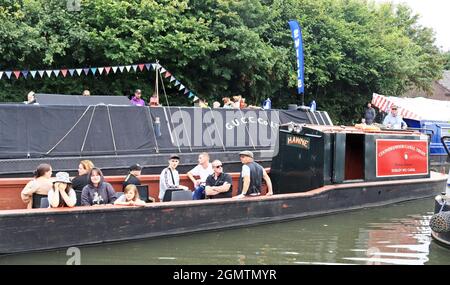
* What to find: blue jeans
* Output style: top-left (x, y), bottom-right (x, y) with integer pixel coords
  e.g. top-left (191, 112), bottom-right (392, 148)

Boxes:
top-left (192, 185), bottom-right (205, 200)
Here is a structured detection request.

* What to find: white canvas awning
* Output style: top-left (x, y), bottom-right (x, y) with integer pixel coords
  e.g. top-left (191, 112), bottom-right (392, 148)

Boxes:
top-left (371, 93), bottom-right (450, 122)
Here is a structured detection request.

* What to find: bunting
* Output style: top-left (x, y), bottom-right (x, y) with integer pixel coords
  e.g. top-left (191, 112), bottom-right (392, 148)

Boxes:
top-left (0, 62), bottom-right (198, 102)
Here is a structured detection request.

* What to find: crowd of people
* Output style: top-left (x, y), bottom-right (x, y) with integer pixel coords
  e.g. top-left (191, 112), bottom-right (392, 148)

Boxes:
top-left (23, 89), bottom-right (271, 110)
top-left (20, 151), bottom-right (273, 209)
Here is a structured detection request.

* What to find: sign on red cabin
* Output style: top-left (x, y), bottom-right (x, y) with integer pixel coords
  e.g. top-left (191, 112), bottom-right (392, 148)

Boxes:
top-left (376, 139), bottom-right (428, 177)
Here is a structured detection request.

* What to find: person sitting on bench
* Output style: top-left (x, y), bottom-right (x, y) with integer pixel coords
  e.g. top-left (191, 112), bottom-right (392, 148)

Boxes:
top-left (205, 160), bottom-right (232, 199)
top-left (159, 155), bottom-right (189, 202)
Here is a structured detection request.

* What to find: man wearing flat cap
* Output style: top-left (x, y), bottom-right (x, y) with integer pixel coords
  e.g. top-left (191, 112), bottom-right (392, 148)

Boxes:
top-left (123, 163), bottom-right (143, 190)
top-left (235, 151), bottom-right (273, 199)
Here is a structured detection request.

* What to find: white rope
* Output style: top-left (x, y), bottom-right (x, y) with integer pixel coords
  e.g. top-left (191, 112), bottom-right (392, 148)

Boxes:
top-left (81, 105), bottom-right (97, 153)
top-left (45, 105), bottom-right (92, 155)
top-left (158, 66), bottom-right (181, 153)
top-left (106, 105), bottom-right (118, 155)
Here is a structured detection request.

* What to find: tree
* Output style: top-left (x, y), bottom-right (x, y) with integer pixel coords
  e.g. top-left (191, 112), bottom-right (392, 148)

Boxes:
top-left (0, 0), bottom-right (445, 124)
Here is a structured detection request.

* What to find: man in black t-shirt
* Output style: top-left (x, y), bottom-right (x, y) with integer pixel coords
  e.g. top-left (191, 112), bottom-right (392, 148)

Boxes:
top-left (205, 160), bottom-right (233, 199)
top-left (122, 163), bottom-right (142, 191)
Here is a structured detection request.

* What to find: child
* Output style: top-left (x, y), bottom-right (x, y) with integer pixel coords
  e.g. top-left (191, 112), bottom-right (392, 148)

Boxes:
top-left (114, 184), bottom-right (146, 206)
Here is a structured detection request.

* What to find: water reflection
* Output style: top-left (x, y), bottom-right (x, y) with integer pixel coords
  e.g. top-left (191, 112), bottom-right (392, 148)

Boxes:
top-left (1, 199), bottom-right (449, 265)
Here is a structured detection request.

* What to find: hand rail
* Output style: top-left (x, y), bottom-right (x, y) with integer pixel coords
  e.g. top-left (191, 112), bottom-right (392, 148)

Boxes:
top-left (440, 136), bottom-right (450, 159)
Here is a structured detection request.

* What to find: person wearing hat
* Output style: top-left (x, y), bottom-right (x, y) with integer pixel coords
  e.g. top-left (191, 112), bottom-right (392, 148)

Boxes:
top-left (48, 172), bottom-right (76, 208)
top-left (159, 155), bottom-right (189, 201)
top-left (234, 151), bottom-right (273, 199)
top-left (122, 163), bottom-right (143, 191)
top-left (382, 105), bottom-right (407, 130)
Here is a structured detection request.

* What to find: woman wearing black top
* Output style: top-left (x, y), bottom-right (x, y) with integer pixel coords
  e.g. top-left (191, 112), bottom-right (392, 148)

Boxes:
top-left (71, 160), bottom-right (94, 192)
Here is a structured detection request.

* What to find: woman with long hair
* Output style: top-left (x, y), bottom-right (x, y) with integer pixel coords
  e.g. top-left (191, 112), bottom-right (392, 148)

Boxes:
top-left (81, 167), bottom-right (117, 206)
top-left (71, 160), bottom-right (94, 192)
top-left (48, 172), bottom-right (76, 208)
top-left (20, 163), bottom-right (53, 208)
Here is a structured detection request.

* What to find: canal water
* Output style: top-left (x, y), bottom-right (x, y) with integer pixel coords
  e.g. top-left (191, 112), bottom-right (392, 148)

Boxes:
top-left (1, 198), bottom-right (449, 265)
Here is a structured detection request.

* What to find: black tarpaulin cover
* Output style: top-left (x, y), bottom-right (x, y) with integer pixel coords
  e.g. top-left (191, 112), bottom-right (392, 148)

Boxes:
top-left (0, 104), bottom-right (329, 159)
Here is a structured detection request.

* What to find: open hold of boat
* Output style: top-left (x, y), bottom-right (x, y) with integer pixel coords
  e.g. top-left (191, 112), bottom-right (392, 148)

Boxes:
top-left (0, 124), bottom-right (446, 254)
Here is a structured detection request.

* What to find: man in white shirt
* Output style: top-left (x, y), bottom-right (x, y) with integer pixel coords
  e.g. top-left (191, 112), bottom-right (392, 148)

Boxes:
top-left (383, 105), bottom-right (407, 130)
top-left (187, 152), bottom-right (213, 200)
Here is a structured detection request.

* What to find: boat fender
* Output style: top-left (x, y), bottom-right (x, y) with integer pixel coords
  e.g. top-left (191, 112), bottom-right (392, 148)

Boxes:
top-left (430, 211), bottom-right (450, 233)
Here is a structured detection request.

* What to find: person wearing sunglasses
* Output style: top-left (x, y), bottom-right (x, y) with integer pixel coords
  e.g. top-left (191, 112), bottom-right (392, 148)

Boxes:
top-left (383, 105), bottom-right (407, 130)
top-left (205, 160), bottom-right (233, 199)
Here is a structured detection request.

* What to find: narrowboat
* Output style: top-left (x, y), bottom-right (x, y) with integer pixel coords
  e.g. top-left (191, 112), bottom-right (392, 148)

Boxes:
top-left (0, 123), bottom-right (447, 254)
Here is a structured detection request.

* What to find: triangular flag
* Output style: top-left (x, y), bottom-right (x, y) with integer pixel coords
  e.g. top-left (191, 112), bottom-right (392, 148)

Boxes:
top-left (192, 96), bottom-right (199, 102)
top-left (76, 69), bottom-right (83, 76)
top-left (132, 64), bottom-right (138, 72)
top-left (0, 71), bottom-right (3, 79)
top-left (118, 66), bottom-right (125, 73)
top-left (151, 63), bottom-right (157, 70)
top-left (98, 67), bottom-right (104, 75)
top-left (13, 71), bottom-right (21, 79)
top-left (179, 84), bottom-right (185, 91)
top-left (61, 69), bottom-right (68, 77)
top-left (159, 67), bottom-right (166, 74)
top-left (125, 65), bottom-right (131, 72)
top-left (174, 81), bottom-right (180, 87)
top-left (83, 68), bottom-right (89, 75)
top-left (188, 92), bottom-right (195, 98)
top-left (5, 71), bottom-right (12, 79)
top-left (164, 71), bottom-right (171, 78)
top-left (38, 70), bottom-right (45, 78)
top-left (68, 69), bottom-right (75, 76)
top-left (22, 70), bottom-right (29, 79)
top-left (53, 70), bottom-right (60, 77)
top-left (105, 67), bottom-right (111, 74)
top-left (45, 70), bottom-right (53, 77)
top-left (170, 76), bottom-right (176, 82)
top-left (184, 89), bottom-right (189, 95)
top-left (112, 66), bottom-right (118, 73)
top-left (30, 71), bottom-right (37, 78)
top-left (145, 64), bottom-right (151, 70)
top-left (138, 64), bottom-right (145, 71)
top-left (90, 67), bottom-right (97, 75)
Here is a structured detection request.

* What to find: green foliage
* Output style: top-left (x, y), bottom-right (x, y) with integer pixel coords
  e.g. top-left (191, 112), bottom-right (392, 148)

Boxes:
top-left (444, 51), bottom-right (450, 70)
top-left (0, 0), bottom-right (445, 124)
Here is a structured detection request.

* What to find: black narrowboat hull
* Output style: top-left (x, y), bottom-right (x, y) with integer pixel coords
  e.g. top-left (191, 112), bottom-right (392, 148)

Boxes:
top-left (0, 172), bottom-right (445, 254)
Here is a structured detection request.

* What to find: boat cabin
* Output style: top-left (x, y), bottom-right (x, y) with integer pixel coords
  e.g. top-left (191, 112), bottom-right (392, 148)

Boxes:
top-left (271, 124), bottom-right (430, 194)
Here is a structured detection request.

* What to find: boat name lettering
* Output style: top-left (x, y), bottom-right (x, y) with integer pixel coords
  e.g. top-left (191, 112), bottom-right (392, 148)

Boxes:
top-left (287, 135), bottom-right (310, 149)
top-left (225, 117), bottom-right (278, 130)
top-left (378, 144), bottom-right (426, 157)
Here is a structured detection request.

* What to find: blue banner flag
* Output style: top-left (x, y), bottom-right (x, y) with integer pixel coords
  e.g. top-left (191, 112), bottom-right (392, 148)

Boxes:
top-left (288, 20), bottom-right (304, 94)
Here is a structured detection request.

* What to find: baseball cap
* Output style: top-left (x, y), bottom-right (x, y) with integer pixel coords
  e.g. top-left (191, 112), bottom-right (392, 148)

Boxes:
top-left (129, 163), bottom-right (143, 171)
